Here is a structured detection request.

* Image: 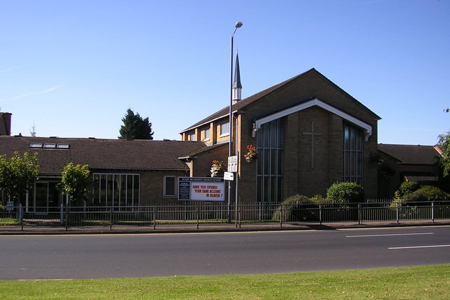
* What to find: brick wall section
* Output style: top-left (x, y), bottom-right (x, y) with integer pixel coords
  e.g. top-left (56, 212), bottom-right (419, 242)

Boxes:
top-left (192, 145), bottom-right (229, 178)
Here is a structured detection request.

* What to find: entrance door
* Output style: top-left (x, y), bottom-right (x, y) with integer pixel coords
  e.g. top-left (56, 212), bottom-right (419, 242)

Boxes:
top-left (33, 182), bottom-right (60, 213)
top-left (34, 182), bottom-right (49, 213)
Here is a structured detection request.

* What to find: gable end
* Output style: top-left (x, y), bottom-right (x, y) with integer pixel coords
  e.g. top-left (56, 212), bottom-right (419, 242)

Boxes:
top-left (253, 98), bottom-right (373, 141)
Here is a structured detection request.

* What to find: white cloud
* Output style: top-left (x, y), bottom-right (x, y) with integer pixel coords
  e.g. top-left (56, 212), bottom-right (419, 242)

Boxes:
top-left (0, 84), bottom-right (65, 103)
top-left (0, 68), bottom-right (14, 73)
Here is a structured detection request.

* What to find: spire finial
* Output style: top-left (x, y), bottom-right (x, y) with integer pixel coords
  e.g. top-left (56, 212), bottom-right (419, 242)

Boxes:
top-left (232, 51), bottom-right (242, 103)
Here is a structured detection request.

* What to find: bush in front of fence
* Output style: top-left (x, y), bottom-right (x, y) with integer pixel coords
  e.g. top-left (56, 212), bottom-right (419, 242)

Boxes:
top-left (394, 181), bottom-right (421, 199)
top-left (272, 195), bottom-right (321, 222)
top-left (326, 182), bottom-right (365, 203)
top-left (391, 185), bottom-right (450, 208)
top-left (404, 185), bottom-right (450, 202)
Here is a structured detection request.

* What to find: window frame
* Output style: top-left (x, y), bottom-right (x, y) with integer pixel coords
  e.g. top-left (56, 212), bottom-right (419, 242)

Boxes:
top-left (256, 119), bottom-right (284, 203)
top-left (92, 173), bottom-right (140, 209)
top-left (203, 128), bottom-right (210, 141)
top-left (219, 122), bottom-right (230, 137)
top-left (163, 176), bottom-right (177, 198)
top-left (342, 123), bottom-right (364, 185)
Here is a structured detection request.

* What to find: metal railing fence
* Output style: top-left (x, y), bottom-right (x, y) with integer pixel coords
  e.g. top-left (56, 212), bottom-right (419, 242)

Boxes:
top-left (1, 200), bottom-right (450, 231)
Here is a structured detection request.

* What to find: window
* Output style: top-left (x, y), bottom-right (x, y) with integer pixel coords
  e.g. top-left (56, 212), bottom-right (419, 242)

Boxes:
top-left (189, 133), bottom-right (196, 141)
top-left (343, 123), bottom-right (363, 185)
top-left (92, 173), bottom-right (140, 209)
top-left (29, 143), bottom-right (43, 148)
top-left (57, 144), bottom-right (70, 149)
top-left (204, 128), bottom-right (210, 141)
top-left (164, 176), bottom-right (177, 198)
top-left (43, 143), bottom-right (56, 149)
top-left (220, 122), bottom-right (229, 136)
top-left (256, 119), bottom-right (284, 203)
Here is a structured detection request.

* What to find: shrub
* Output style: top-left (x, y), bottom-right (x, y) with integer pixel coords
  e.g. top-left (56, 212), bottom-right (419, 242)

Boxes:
top-left (272, 194), bottom-right (319, 222)
top-left (309, 194), bottom-right (329, 203)
top-left (326, 182), bottom-right (365, 203)
top-left (391, 185), bottom-right (450, 208)
top-left (403, 185), bottom-right (450, 202)
top-left (394, 181), bottom-right (421, 199)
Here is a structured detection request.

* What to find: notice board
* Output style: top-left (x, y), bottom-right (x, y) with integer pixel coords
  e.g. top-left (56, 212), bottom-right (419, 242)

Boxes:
top-left (178, 177), bottom-right (225, 201)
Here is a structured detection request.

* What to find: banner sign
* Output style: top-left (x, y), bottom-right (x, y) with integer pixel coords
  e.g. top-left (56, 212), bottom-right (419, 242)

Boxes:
top-left (178, 177), bottom-right (225, 201)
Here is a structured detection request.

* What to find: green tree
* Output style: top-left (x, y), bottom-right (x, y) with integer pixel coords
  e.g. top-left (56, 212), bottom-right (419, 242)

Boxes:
top-left (0, 152), bottom-right (39, 205)
top-left (60, 163), bottom-right (91, 205)
top-left (438, 131), bottom-right (450, 177)
top-left (119, 109), bottom-right (154, 140)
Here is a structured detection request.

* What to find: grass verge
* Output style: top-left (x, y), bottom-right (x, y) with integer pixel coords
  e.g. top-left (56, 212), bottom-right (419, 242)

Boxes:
top-left (0, 265), bottom-right (449, 299)
top-left (0, 218), bottom-right (19, 226)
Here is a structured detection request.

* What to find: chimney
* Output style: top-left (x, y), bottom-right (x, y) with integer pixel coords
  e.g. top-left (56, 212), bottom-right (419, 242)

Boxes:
top-left (0, 112), bottom-right (12, 136)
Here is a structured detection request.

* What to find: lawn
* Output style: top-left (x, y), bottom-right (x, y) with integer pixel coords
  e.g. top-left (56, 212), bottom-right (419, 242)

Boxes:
top-left (0, 218), bottom-right (19, 226)
top-left (0, 264), bottom-right (449, 299)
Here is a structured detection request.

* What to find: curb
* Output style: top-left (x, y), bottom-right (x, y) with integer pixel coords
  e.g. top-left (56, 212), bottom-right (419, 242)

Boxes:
top-left (1, 220), bottom-right (450, 235)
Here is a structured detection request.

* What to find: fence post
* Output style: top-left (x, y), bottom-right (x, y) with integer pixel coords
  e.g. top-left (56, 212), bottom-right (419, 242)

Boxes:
top-left (196, 206), bottom-right (200, 230)
top-left (280, 204), bottom-right (283, 228)
top-left (60, 204), bottom-right (64, 225)
top-left (358, 203), bottom-right (362, 225)
top-left (258, 202), bottom-right (262, 221)
top-left (238, 207), bottom-right (241, 228)
top-left (64, 193), bottom-right (70, 230)
top-left (19, 204), bottom-right (23, 231)
top-left (235, 205), bottom-right (238, 227)
top-left (109, 207), bottom-right (113, 230)
top-left (396, 202), bottom-right (400, 224)
top-left (431, 201), bottom-right (435, 223)
top-left (65, 202), bottom-right (69, 231)
top-left (319, 204), bottom-right (323, 225)
top-left (153, 206), bottom-right (157, 230)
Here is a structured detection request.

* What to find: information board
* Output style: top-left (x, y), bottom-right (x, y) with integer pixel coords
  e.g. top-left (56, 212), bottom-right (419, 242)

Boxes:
top-left (6, 201), bottom-right (14, 211)
top-left (228, 155), bottom-right (238, 172)
top-left (178, 177), bottom-right (225, 201)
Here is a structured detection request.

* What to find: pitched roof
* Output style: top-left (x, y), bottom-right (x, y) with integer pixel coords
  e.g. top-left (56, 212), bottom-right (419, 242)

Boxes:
top-left (0, 136), bottom-right (207, 175)
top-left (378, 144), bottom-right (441, 165)
top-left (181, 142), bottom-right (228, 159)
top-left (180, 68), bottom-right (380, 133)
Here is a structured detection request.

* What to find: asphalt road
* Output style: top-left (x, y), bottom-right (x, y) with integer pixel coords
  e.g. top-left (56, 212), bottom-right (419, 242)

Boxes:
top-left (1, 226), bottom-right (449, 280)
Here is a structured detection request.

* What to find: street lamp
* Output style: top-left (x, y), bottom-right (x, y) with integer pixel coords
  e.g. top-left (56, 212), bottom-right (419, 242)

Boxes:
top-left (228, 21), bottom-right (243, 223)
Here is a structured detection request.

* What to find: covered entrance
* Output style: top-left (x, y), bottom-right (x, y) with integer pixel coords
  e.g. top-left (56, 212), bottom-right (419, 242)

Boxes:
top-left (27, 180), bottom-right (61, 213)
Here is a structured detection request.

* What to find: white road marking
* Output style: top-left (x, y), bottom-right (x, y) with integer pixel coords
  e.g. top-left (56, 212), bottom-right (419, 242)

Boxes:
top-left (346, 232), bottom-right (434, 238)
top-left (389, 244), bottom-right (450, 250)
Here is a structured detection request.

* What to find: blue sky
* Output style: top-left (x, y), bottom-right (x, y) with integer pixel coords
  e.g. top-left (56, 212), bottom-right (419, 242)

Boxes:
top-left (1, 0), bottom-right (449, 145)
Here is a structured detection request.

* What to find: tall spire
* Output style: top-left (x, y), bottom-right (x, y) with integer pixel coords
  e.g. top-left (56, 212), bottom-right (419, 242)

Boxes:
top-left (232, 51), bottom-right (242, 103)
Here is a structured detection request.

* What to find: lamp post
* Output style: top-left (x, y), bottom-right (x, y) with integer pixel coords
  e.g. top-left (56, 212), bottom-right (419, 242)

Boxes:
top-left (228, 21), bottom-right (243, 223)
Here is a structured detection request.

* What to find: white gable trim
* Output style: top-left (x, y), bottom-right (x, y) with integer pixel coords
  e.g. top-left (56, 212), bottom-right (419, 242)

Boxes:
top-left (253, 98), bottom-right (373, 141)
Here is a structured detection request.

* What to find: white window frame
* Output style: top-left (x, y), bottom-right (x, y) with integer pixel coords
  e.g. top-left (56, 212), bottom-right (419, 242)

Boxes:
top-left (220, 122), bottom-right (230, 137)
top-left (163, 176), bottom-right (177, 198)
top-left (203, 128), bottom-right (210, 141)
top-left (92, 173), bottom-right (140, 208)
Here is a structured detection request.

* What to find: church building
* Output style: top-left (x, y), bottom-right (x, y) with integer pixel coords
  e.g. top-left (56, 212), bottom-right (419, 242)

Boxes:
top-left (1, 63), bottom-right (382, 211)
top-left (180, 62), bottom-right (381, 202)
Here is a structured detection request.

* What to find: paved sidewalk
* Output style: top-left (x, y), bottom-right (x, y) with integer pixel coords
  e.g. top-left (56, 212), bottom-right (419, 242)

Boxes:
top-left (1, 220), bottom-right (449, 235)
